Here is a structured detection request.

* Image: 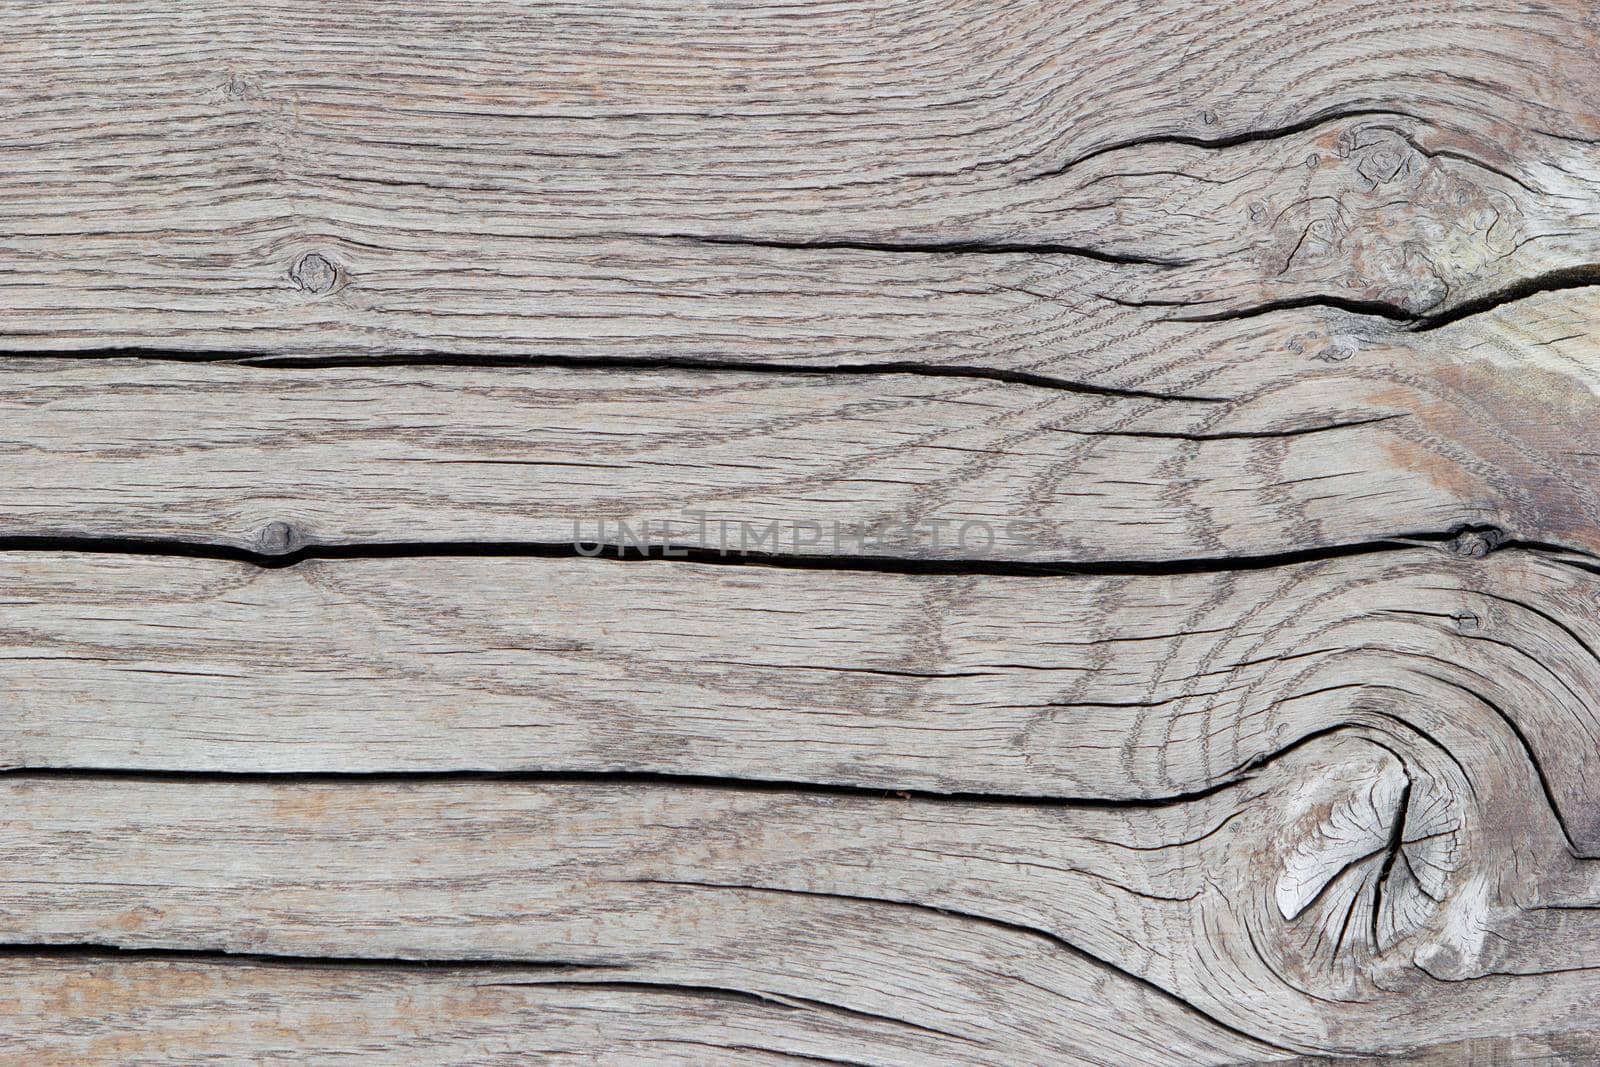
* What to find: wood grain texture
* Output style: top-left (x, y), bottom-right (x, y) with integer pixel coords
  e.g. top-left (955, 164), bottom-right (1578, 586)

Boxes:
top-left (3, 2), bottom-right (1600, 355)
top-left (0, 943), bottom-right (1274, 1067)
top-left (3, 546), bottom-right (1598, 826)
top-left (7, 0), bottom-right (1600, 1061)
top-left (6, 545), bottom-right (1600, 1059)
top-left (0, 731), bottom-right (1596, 1061)
top-left (5, 953), bottom-right (1593, 1067)
top-left (7, 949), bottom-right (1589, 1067)
top-left (6, 286), bottom-right (1600, 562)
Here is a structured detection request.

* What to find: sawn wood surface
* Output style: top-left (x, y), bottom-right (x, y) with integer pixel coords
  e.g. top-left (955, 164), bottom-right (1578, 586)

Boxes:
top-left (4, 1), bottom-right (1600, 1063)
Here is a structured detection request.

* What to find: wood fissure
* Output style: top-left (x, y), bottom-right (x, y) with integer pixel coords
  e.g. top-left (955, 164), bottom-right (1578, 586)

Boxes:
top-left (7, 0), bottom-right (1600, 1060)
top-left (10, 295), bottom-right (1600, 564)
top-left (0, 523), bottom-right (1513, 573)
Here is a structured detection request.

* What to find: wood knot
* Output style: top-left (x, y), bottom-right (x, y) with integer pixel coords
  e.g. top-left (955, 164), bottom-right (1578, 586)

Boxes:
top-left (256, 521), bottom-right (303, 556)
top-left (1338, 127), bottom-right (1420, 189)
top-left (1246, 733), bottom-right (1470, 999)
top-left (290, 253), bottom-right (340, 296)
top-left (1445, 527), bottom-right (1506, 559)
top-left (1266, 120), bottom-right (1527, 316)
top-left (1274, 742), bottom-right (1458, 951)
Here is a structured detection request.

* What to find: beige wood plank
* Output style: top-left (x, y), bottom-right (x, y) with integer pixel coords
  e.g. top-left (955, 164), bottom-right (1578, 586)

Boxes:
top-left (7, 548), bottom-right (1600, 853)
top-left (6, 4), bottom-right (1600, 1061)
top-left (3, 3), bottom-right (1599, 353)
top-left (0, 948), bottom-right (1272, 1067)
top-left (0, 731), bottom-right (1595, 1060)
top-left (5, 287), bottom-right (1600, 560)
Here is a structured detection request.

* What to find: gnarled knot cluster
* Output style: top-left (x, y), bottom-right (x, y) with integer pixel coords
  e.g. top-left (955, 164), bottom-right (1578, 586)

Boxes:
top-left (1267, 120), bottom-right (1525, 316)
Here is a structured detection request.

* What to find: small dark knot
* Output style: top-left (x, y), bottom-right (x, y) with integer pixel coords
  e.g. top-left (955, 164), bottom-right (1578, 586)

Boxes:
top-left (1446, 527), bottom-right (1506, 560)
top-left (257, 521), bottom-right (302, 556)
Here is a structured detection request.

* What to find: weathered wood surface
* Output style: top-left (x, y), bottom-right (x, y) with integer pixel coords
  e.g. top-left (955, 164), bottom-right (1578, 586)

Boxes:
top-left (0, 752), bottom-right (1595, 1060)
top-left (0, 957), bottom-right (1280, 1067)
top-left (5, 544), bottom-right (1600, 1061)
top-left (5, 1), bottom-right (1600, 355)
top-left (4, 963), bottom-right (1595, 1067)
top-left (6, 285), bottom-right (1600, 562)
top-left (2, 549), bottom-right (1598, 827)
top-left (6, 0), bottom-right (1600, 1062)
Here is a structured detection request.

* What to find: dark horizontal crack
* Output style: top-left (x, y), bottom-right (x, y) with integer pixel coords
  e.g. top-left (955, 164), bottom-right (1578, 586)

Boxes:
top-left (1159, 294), bottom-right (1416, 326)
top-left (1022, 106), bottom-right (1425, 183)
top-left (672, 234), bottom-right (1188, 267)
top-left (0, 347), bottom-right (1227, 403)
top-left (0, 710), bottom-right (1510, 813)
top-left (14, 670), bottom-right (1504, 810)
top-left (1049, 413), bottom-right (1405, 442)
top-left (1543, 554), bottom-right (1600, 579)
top-left (1153, 265), bottom-right (1600, 332)
top-left (1408, 264), bottom-right (1600, 332)
top-left (0, 523), bottom-right (1511, 576)
top-left (0, 766), bottom-right (1251, 812)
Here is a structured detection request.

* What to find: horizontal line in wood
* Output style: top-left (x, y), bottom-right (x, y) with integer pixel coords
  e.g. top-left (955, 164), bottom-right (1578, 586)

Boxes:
top-left (0, 347), bottom-right (1226, 400)
top-left (3, 950), bottom-right (1593, 1067)
top-left (5, 4), bottom-right (1600, 350)
top-left (6, 547), bottom-right (1599, 847)
top-left (0, 525), bottom-right (1510, 576)
top-left (0, 764), bottom-right (1242, 811)
top-left (0, 942), bottom-right (615, 971)
top-left (4, 284), bottom-right (1599, 561)
top-left (1, 731), bottom-right (1595, 1059)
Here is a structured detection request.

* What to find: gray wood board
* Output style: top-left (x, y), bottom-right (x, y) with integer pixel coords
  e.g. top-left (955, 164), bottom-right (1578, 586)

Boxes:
top-left (6, 1), bottom-right (1600, 1062)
